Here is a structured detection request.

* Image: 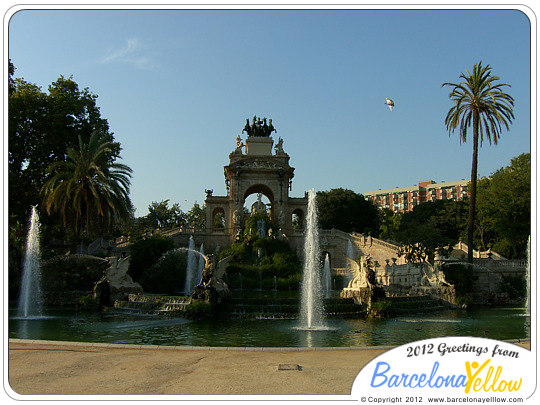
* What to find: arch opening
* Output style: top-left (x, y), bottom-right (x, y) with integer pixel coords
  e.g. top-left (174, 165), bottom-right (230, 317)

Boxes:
top-left (291, 208), bottom-right (304, 231)
top-left (243, 184), bottom-right (275, 220)
top-left (212, 207), bottom-right (226, 231)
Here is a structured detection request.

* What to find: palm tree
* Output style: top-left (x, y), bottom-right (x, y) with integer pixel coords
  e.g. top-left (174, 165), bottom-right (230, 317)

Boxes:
top-left (42, 131), bottom-right (133, 241)
top-left (442, 62), bottom-right (514, 263)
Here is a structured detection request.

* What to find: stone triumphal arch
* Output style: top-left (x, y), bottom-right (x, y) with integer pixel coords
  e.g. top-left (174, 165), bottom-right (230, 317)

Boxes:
top-left (203, 117), bottom-right (308, 252)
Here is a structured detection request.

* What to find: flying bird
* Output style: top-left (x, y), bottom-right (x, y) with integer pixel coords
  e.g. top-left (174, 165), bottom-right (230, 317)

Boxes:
top-left (385, 97), bottom-right (394, 112)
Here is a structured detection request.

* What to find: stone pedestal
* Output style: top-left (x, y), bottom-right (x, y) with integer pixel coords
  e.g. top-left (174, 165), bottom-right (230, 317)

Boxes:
top-left (340, 286), bottom-right (386, 307)
top-left (245, 136), bottom-right (273, 155)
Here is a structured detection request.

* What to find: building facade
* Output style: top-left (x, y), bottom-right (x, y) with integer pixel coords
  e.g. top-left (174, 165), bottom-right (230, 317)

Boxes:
top-left (364, 179), bottom-right (469, 213)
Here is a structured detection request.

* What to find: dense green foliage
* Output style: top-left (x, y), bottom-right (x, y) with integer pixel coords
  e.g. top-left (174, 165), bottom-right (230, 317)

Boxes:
top-left (220, 211), bottom-right (302, 290)
top-left (187, 203), bottom-right (206, 229)
top-left (316, 188), bottom-right (379, 234)
top-left (123, 200), bottom-right (207, 242)
top-left (140, 249), bottom-right (188, 294)
top-left (443, 62), bottom-right (514, 263)
top-left (499, 274), bottom-right (527, 302)
top-left (183, 299), bottom-right (213, 319)
top-left (475, 153), bottom-right (530, 258)
top-left (378, 208), bottom-right (402, 242)
top-left (394, 199), bottom-right (468, 262)
top-left (41, 256), bottom-right (108, 291)
top-left (127, 235), bottom-right (175, 285)
top-left (441, 263), bottom-right (476, 303)
top-left (144, 200), bottom-right (187, 230)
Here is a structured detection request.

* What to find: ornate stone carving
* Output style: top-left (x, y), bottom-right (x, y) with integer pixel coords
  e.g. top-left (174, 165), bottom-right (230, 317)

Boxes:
top-left (233, 209), bottom-right (241, 226)
top-left (236, 159), bottom-right (282, 170)
top-left (345, 255), bottom-right (375, 289)
top-left (192, 255), bottom-right (232, 303)
top-left (94, 256), bottom-right (143, 303)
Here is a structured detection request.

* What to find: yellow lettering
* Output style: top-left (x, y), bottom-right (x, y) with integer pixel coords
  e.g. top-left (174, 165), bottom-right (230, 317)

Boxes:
top-left (509, 379), bottom-right (522, 392)
top-left (482, 366), bottom-right (494, 392)
top-left (465, 360), bottom-right (491, 394)
top-left (492, 366), bottom-right (503, 391)
top-left (464, 360), bottom-right (523, 394)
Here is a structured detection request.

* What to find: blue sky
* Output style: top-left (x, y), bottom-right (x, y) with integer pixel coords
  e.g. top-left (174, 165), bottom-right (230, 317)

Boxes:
top-left (8, 8), bottom-right (532, 216)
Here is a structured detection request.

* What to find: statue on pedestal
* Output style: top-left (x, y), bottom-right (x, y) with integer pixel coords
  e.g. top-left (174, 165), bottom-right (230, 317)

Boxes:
top-left (274, 137), bottom-right (286, 155)
top-left (191, 255), bottom-right (232, 304)
top-left (234, 135), bottom-right (245, 153)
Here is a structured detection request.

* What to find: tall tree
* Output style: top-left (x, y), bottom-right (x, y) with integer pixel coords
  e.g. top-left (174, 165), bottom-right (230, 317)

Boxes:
top-left (442, 62), bottom-right (514, 263)
top-left (41, 131), bottom-right (133, 240)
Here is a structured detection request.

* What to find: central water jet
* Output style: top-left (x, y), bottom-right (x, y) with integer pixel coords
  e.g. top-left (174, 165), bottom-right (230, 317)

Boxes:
top-left (183, 236), bottom-right (198, 295)
top-left (298, 189), bottom-right (326, 330)
top-left (17, 206), bottom-right (43, 318)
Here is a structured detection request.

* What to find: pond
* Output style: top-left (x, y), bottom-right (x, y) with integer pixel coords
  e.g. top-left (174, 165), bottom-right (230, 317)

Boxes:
top-left (9, 306), bottom-right (530, 348)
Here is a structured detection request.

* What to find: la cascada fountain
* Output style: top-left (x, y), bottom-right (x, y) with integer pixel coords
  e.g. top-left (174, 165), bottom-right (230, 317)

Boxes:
top-left (9, 117), bottom-right (531, 348)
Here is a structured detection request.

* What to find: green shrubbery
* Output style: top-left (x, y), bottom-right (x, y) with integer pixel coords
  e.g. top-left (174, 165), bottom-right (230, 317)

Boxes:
top-left (219, 212), bottom-right (303, 290)
top-left (183, 299), bottom-right (213, 319)
top-left (127, 234), bottom-right (175, 285)
top-left (500, 274), bottom-right (526, 301)
top-left (140, 249), bottom-right (188, 295)
top-left (441, 263), bottom-right (476, 304)
top-left (77, 294), bottom-right (98, 310)
top-left (41, 255), bottom-right (107, 291)
top-left (369, 299), bottom-right (396, 318)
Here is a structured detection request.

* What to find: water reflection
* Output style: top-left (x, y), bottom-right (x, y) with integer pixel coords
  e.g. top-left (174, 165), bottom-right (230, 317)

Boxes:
top-left (9, 307), bottom-right (530, 348)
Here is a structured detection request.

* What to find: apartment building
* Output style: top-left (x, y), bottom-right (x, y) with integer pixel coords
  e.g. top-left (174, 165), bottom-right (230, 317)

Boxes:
top-left (364, 179), bottom-right (469, 213)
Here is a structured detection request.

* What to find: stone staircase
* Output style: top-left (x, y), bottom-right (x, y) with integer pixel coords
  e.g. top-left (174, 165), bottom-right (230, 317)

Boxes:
top-left (109, 294), bottom-right (450, 319)
top-left (110, 294), bottom-right (192, 316)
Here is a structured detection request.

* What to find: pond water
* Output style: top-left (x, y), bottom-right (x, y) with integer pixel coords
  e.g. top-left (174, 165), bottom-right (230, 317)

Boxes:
top-left (9, 306), bottom-right (530, 348)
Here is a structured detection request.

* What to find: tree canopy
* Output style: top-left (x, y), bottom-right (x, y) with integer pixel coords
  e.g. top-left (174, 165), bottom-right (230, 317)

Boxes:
top-left (475, 153), bottom-right (530, 258)
top-left (316, 188), bottom-right (379, 234)
top-left (145, 200), bottom-right (187, 230)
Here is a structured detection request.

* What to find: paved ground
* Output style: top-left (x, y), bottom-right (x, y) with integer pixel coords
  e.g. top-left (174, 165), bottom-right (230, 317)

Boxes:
top-left (7, 339), bottom-right (531, 396)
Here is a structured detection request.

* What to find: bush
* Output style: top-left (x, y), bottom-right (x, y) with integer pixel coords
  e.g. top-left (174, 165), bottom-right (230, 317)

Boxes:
top-left (500, 274), bottom-right (526, 301)
top-left (127, 235), bottom-right (175, 283)
top-left (441, 263), bottom-right (476, 296)
top-left (369, 299), bottom-right (396, 318)
top-left (41, 255), bottom-right (108, 291)
top-left (219, 241), bottom-right (251, 263)
top-left (183, 299), bottom-right (213, 319)
top-left (140, 249), bottom-right (188, 294)
top-left (77, 294), bottom-right (98, 310)
top-left (220, 236), bottom-right (301, 283)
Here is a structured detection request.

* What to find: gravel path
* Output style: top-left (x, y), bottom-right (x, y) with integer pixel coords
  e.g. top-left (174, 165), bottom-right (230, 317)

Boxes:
top-left (7, 339), bottom-right (530, 396)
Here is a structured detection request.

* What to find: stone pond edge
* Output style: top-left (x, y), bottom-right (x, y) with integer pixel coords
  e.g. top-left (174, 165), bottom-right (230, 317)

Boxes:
top-left (7, 338), bottom-right (530, 351)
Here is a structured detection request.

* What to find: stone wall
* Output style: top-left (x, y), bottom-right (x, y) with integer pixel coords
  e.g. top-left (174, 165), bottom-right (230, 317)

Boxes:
top-left (320, 229), bottom-right (404, 270)
top-left (43, 290), bottom-right (92, 306)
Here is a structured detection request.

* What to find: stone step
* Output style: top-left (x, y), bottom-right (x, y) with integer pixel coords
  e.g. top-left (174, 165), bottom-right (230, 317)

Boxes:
top-left (127, 294), bottom-right (191, 305)
top-left (113, 296), bottom-right (192, 316)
